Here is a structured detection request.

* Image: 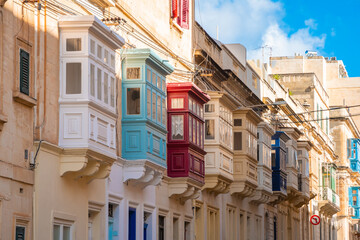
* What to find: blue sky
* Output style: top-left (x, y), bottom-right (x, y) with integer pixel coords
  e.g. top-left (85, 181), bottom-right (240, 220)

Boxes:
top-left (195, 0), bottom-right (360, 77)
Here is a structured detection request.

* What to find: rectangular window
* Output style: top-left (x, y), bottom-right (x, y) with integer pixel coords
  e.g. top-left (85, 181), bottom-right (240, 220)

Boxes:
top-left (90, 39), bottom-right (95, 55)
top-left (90, 64), bottom-right (95, 97)
top-left (173, 217), bottom-right (179, 240)
top-left (205, 104), bottom-right (215, 112)
top-left (129, 208), bottom-right (136, 240)
top-left (147, 89), bottom-right (151, 118)
top-left (189, 98), bottom-right (193, 112)
top-left (162, 98), bottom-right (166, 125)
top-left (66, 38), bottom-right (81, 51)
top-left (53, 224), bottom-right (71, 240)
top-left (97, 44), bottom-right (102, 59)
top-left (127, 88), bottom-right (141, 115)
top-left (152, 72), bottom-right (156, 85)
top-left (184, 221), bottom-right (190, 240)
top-left (159, 216), bottom-right (165, 240)
top-left (66, 62), bottom-right (81, 94)
top-left (111, 54), bottom-right (115, 68)
top-left (127, 67), bottom-right (140, 80)
top-left (157, 95), bottom-right (161, 122)
top-left (189, 116), bottom-right (192, 142)
top-left (205, 120), bottom-right (214, 139)
top-left (19, 49), bottom-right (30, 95)
top-left (15, 226), bottom-right (25, 240)
top-left (104, 49), bottom-right (109, 63)
top-left (171, 98), bottom-right (184, 109)
top-left (207, 207), bottom-right (219, 240)
top-left (162, 78), bottom-right (166, 92)
top-left (200, 122), bottom-right (203, 147)
top-left (234, 132), bottom-right (242, 150)
top-left (97, 68), bottom-right (102, 100)
top-left (147, 69), bottom-right (151, 82)
top-left (234, 119), bottom-right (242, 126)
top-left (104, 72), bottom-right (109, 104)
top-left (193, 118), bottom-right (196, 143)
top-left (110, 77), bottom-right (115, 107)
top-left (152, 92), bottom-right (156, 119)
top-left (171, 115), bottom-right (184, 140)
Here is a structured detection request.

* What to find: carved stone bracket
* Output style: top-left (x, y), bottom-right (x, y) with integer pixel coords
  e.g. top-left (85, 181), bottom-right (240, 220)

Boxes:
top-left (0, 0), bottom-right (7, 7)
top-left (123, 160), bottom-right (164, 188)
top-left (203, 175), bottom-right (232, 195)
top-left (168, 177), bottom-right (202, 204)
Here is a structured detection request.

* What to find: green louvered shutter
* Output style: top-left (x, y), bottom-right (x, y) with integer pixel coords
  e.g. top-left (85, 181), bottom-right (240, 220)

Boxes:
top-left (19, 49), bottom-right (30, 95)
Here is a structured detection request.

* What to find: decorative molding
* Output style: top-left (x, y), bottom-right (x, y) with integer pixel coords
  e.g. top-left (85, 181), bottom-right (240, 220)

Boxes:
top-left (123, 159), bottom-right (165, 188)
top-left (168, 177), bottom-right (202, 204)
top-left (0, 0), bottom-right (7, 7)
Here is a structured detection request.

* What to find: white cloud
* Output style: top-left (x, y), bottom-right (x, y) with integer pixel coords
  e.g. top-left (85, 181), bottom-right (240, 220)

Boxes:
top-left (304, 19), bottom-right (318, 30)
top-left (249, 23), bottom-right (326, 60)
top-left (196, 0), bottom-right (327, 61)
top-left (196, 0), bottom-right (283, 46)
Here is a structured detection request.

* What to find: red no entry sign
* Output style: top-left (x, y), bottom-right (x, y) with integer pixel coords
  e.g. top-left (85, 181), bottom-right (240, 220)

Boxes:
top-left (310, 215), bottom-right (320, 225)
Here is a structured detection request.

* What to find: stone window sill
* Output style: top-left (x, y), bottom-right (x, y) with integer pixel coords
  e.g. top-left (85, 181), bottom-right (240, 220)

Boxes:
top-left (13, 91), bottom-right (37, 107)
top-left (170, 19), bottom-right (184, 36)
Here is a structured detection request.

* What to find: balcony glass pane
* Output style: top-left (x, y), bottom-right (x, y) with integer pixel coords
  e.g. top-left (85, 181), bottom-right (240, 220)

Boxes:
top-left (66, 38), bottom-right (81, 51)
top-left (171, 115), bottom-right (184, 140)
top-left (90, 64), bottom-right (95, 97)
top-left (171, 98), bottom-right (184, 109)
top-left (157, 95), bottom-right (161, 122)
top-left (110, 77), bottom-right (115, 107)
top-left (152, 92), bottom-right (156, 119)
top-left (127, 88), bottom-right (140, 115)
top-left (66, 62), bottom-right (81, 94)
top-left (97, 68), bottom-right (102, 100)
top-left (147, 89), bottom-right (151, 118)
top-left (205, 120), bottom-right (214, 139)
top-left (104, 72), bottom-right (109, 104)
top-left (234, 132), bottom-right (242, 150)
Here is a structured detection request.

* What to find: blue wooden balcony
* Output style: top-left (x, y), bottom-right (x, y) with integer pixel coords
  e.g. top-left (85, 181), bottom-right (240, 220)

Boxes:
top-left (349, 139), bottom-right (360, 172)
top-left (349, 186), bottom-right (360, 219)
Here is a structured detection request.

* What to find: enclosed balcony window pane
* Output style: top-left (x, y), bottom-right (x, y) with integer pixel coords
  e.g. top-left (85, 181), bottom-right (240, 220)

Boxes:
top-left (110, 77), bottom-right (115, 107)
top-left (90, 39), bottom-right (95, 55)
top-left (127, 67), bottom-right (140, 80)
top-left (104, 72), bottom-right (109, 104)
top-left (157, 95), bottom-right (161, 122)
top-left (90, 64), bottom-right (95, 97)
top-left (234, 132), bottom-right (242, 150)
top-left (152, 92), bottom-right (156, 119)
top-left (127, 88), bottom-right (140, 115)
top-left (189, 116), bottom-right (192, 142)
top-left (66, 38), bottom-right (81, 51)
top-left (205, 104), bottom-right (214, 112)
top-left (162, 78), bottom-right (166, 92)
top-left (196, 121), bottom-right (199, 145)
top-left (171, 98), bottom-right (184, 109)
top-left (97, 68), bottom-right (102, 100)
top-left (111, 54), bottom-right (115, 68)
top-left (152, 72), bottom-right (156, 85)
top-left (205, 120), bottom-right (215, 139)
top-left (234, 119), bottom-right (242, 126)
top-left (189, 98), bottom-right (193, 112)
top-left (147, 89), bottom-right (151, 118)
top-left (104, 49), bottom-right (109, 63)
top-left (171, 115), bottom-right (184, 140)
top-left (271, 149), bottom-right (276, 167)
top-left (193, 118), bottom-right (196, 143)
top-left (66, 62), bottom-right (81, 94)
top-left (162, 98), bottom-right (166, 125)
top-left (97, 44), bottom-right (102, 59)
top-left (147, 69), bottom-right (151, 82)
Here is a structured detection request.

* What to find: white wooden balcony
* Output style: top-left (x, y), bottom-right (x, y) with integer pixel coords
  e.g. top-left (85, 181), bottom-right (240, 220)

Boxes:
top-left (230, 108), bottom-right (262, 198)
top-left (319, 187), bottom-right (340, 216)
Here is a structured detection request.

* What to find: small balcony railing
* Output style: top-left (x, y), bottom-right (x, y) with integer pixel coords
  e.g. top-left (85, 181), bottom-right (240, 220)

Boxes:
top-left (320, 187), bottom-right (340, 207)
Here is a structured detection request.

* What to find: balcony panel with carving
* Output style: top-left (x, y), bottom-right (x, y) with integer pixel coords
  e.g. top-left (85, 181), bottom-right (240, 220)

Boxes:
top-left (230, 108), bottom-right (262, 198)
top-left (167, 82), bottom-right (210, 202)
top-left (319, 187), bottom-right (340, 216)
top-left (58, 16), bottom-right (124, 178)
top-left (121, 49), bottom-right (174, 188)
top-left (203, 92), bottom-right (237, 194)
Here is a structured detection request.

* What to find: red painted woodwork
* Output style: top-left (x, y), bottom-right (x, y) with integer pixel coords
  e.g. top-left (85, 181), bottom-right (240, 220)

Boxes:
top-left (167, 82), bottom-right (210, 183)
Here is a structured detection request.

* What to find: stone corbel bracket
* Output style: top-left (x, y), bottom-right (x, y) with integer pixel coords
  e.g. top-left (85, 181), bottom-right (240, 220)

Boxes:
top-left (203, 175), bottom-right (232, 195)
top-left (123, 159), bottom-right (165, 188)
top-left (249, 188), bottom-right (273, 205)
top-left (229, 181), bottom-right (257, 198)
top-left (60, 148), bottom-right (115, 182)
top-left (168, 177), bottom-right (202, 204)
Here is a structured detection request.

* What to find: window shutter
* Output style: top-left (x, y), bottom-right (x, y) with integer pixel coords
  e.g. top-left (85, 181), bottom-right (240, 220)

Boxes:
top-left (19, 49), bottom-right (30, 95)
top-left (180, 0), bottom-right (189, 29)
top-left (172, 0), bottom-right (178, 18)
